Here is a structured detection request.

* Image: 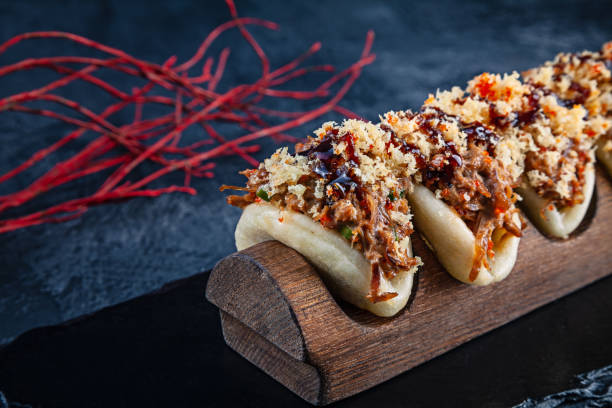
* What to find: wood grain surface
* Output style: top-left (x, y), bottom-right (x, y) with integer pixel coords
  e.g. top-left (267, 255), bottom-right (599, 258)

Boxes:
top-left (205, 167), bottom-right (612, 405)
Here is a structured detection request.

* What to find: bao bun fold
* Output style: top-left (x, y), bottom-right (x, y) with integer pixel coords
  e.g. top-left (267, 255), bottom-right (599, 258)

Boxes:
top-left (409, 185), bottom-right (520, 285)
top-left (518, 163), bottom-right (595, 239)
top-left (235, 203), bottom-right (416, 317)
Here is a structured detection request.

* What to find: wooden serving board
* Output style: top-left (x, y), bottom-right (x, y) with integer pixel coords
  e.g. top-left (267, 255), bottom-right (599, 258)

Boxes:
top-left (205, 167), bottom-right (612, 406)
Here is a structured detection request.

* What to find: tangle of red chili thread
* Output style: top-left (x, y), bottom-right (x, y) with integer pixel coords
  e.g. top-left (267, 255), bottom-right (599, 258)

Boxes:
top-left (0, 1), bottom-right (375, 233)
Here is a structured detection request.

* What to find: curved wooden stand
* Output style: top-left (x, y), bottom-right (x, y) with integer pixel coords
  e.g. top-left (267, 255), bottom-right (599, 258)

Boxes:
top-left (205, 168), bottom-right (612, 406)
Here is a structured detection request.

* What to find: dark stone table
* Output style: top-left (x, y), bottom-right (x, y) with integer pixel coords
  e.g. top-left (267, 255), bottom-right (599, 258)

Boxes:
top-left (1, 272), bottom-right (611, 407)
top-left (0, 0), bottom-right (610, 406)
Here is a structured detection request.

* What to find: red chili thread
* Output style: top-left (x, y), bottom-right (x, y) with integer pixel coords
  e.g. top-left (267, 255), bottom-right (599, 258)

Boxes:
top-left (0, 3), bottom-right (375, 233)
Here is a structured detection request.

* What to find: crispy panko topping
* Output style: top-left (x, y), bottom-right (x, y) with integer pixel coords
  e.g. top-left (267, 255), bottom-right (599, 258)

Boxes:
top-left (524, 42), bottom-right (612, 156)
top-left (426, 68), bottom-right (607, 208)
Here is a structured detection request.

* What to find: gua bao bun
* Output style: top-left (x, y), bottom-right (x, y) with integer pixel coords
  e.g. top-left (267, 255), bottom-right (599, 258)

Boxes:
top-left (409, 185), bottom-right (521, 285)
top-left (235, 203), bottom-right (415, 317)
top-left (518, 162), bottom-right (595, 239)
top-left (381, 107), bottom-right (524, 286)
top-left (519, 46), bottom-right (611, 237)
top-left (224, 120), bottom-right (422, 317)
top-left (425, 68), bottom-right (606, 241)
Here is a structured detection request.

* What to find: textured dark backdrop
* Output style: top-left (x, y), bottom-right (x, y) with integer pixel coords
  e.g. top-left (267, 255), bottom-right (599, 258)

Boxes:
top-left (0, 1), bottom-right (611, 407)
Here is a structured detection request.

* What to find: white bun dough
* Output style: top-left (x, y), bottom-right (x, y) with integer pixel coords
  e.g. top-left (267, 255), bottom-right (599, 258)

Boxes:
top-left (235, 203), bottom-right (416, 317)
top-left (408, 185), bottom-right (520, 285)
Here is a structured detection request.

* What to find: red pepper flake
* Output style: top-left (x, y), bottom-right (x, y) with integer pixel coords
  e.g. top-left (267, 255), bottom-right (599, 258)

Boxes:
top-left (473, 73), bottom-right (497, 101)
top-left (319, 213), bottom-right (332, 227)
top-left (502, 87), bottom-right (512, 102)
top-left (592, 63), bottom-right (603, 74)
top-left (487, 239), bottom-right (495, 259)
top-left (542, 105), bottom-right (557, 117)
top-left (278, 216), bottom-right (284, 223)
top-left (359, 197), bottom-right (369, 211)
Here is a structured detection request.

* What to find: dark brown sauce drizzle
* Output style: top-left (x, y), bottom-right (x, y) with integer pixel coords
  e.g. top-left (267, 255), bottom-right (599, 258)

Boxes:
top-left (380, 124), bottom-right (428, 170)
top-left (462, 123), bottom-right (498, 155)
top-left (388, 109), bottom-right (496, 187)
top-left (515, 87), bottom-right (542, 127)
top-left (550, 55), bottom-right (593, 107)
top-left (476, 84), bottom-right (543, 130)
top-left (563, 81), bottom-right (591, 107)
top-left (298, 128), bottom-right (360, 203)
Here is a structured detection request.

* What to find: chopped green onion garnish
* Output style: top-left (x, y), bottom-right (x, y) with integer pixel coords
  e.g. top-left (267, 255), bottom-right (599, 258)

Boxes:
top-left (256, 188), bottom-right (270, 201)
top-left (388, 191), bottom-right (395, 202)
top-left (399, 190), bottom-right (405, 198)
top-left (393, 226), bottom-right (399, 242)
top-left (340, 225), bottom-right (353, 240)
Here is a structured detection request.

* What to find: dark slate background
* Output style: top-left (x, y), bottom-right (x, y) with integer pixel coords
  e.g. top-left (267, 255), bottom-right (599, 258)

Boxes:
top-left (0, 0), bottom-right (611, 407)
